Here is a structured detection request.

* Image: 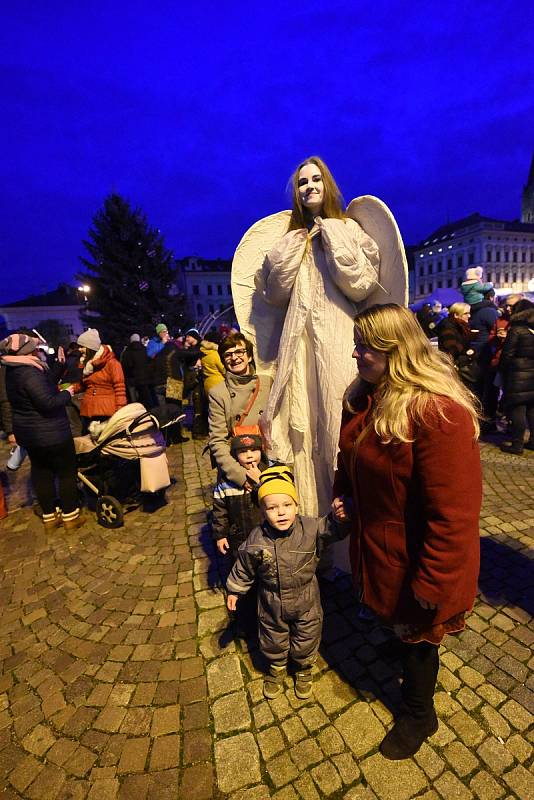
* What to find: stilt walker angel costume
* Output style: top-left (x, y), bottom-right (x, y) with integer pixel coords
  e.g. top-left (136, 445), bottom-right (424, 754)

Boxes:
top-left (232, 160), bottom-right (408, 519)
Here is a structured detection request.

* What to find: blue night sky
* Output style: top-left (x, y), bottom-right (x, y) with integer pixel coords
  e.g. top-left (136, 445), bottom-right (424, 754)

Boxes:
top-left (1, 0), bottom-right (533, 303)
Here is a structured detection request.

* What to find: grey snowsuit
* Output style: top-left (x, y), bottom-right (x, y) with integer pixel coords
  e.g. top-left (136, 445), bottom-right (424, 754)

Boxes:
top-left (227, 514), bottom-right (349, 667)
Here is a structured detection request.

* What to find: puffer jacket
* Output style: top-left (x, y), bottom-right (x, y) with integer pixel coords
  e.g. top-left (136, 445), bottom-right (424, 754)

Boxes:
top-left (200, 341), bottom-right (225, 394)
top-left (500, 307), bottom-right (534, 408)
top-left (227, 515), bottom-right (349, 662)
top-left (79, 346), bottom-right (127, 418)
top-left (5, 364), bottom-right (72, 448)
top-left (208, 371), bottom-right (272, 486)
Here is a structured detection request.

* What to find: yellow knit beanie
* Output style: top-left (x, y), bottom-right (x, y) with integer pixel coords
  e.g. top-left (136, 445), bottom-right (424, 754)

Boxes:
top-left (257, 465), bottom-right (298, 504)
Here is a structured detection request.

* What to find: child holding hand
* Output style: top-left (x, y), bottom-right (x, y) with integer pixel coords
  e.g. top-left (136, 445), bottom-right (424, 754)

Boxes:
top-left (226, 465), bottom-right (350, 700)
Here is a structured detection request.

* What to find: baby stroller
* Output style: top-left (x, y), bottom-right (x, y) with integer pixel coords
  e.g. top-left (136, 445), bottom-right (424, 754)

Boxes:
top-left (74, 403), bottom-right (184, 528)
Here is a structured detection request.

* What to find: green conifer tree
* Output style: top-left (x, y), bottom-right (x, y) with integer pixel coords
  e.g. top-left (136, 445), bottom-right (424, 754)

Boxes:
top-left (78, 194), bottom-right (187, 347)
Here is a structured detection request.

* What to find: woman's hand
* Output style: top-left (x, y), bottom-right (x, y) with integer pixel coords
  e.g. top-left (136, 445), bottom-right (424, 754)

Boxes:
top-left (413, 591), bottom-right (438, 611)
top-left (217, 538), bottom-right (230, 555)
top-left (332, 496), bottom-right (351, 522)
top-left (227, 594), bottom-right (238, 611)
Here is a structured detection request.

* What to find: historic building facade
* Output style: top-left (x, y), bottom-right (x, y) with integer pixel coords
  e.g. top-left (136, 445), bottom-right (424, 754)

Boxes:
top-left (412, 156), bottom-right (534, 302)
top-left (0, 285), bottom-right (86, 339)
top-left (172, 257), bottom-right (234, 325)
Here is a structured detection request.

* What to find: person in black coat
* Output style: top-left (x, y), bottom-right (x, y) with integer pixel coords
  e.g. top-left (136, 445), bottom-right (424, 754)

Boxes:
top-left (152, 340), bottom-right (189, 443)
top-left (499, 300), bottom-right (534, 454)
top-left (436, 303), bottom-right (479, 392)
top-left (0, 333), bottom-right (83, 530)
top-left (120, 334), bottom-right (155, 407)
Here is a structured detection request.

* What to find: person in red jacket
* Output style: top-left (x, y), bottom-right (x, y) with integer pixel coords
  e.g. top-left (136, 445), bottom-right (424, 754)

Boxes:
top-left (76, 329), bottom-right (127, 432)
top-left (333, 304), bottom-right (481, 761)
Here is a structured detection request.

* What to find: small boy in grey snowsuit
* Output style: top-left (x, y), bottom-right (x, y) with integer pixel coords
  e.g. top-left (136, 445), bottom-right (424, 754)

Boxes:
top-left (226, 465), bottom-right (350, 699)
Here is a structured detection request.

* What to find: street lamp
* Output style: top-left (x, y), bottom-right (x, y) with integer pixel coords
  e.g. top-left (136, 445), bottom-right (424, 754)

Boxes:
top-left (77, 285), bottom-right (90, 304)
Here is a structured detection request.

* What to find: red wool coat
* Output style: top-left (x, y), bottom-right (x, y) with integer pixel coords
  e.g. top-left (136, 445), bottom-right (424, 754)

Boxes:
top-left (79, 346), bottom-right (127, 419)
top-left (333, 394), bottom-right (482, 629)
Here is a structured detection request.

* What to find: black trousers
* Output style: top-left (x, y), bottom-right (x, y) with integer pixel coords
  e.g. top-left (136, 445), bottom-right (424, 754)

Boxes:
top-left (509, 402), bottom-right (534, 447)
top-left (25, 438), bottom-right (79, 515)
top-left (401, 641), bottom-right (440, 718)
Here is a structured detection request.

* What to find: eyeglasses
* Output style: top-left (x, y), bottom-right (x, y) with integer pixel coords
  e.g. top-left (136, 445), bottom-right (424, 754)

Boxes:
top-left (223, 347), bottom-right (247, 361)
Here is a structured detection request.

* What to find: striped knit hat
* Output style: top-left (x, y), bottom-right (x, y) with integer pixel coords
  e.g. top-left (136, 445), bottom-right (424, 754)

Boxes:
top-left (257, 465), bottom-right (298, 504)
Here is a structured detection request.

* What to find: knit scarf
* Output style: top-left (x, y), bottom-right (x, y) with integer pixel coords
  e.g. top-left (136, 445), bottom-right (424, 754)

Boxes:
top-left (0, 334), bottom-right (46, 371)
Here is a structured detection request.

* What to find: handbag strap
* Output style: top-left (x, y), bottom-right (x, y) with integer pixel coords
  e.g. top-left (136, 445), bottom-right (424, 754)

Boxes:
top-left (236, 376), bottom-right (260, 425)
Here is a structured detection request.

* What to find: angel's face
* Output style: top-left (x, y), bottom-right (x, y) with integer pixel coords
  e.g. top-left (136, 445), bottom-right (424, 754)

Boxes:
top-left (298, 164), bottom-right (324, 215)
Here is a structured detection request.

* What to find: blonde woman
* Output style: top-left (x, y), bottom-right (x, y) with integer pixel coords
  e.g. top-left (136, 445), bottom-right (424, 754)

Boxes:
top-left (333, 304), bottom-right (481, 760)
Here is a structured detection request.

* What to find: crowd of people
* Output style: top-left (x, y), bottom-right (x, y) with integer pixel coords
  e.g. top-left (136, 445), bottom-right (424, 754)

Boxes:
top-left (416, 278), bottom-right (534, 455)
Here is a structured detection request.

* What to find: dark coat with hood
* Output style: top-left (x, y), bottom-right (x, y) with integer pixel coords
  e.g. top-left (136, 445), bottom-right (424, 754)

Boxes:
top-left (500, 305), bottom-right (534, 408)
top-left (152, 342), bottom-right (182, 387)
top-left (121, 341), bottom-right (153, 386)
top-left (5, 365), bottom-right (72, 448)
top-left (227, 514), bottom-right (349, 665)
top-left (333, 393), bottom-right (481, 631)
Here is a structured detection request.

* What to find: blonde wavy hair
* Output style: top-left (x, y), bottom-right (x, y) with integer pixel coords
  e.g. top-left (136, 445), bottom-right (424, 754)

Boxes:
top-left (345, 304), bottom-right (480, 442)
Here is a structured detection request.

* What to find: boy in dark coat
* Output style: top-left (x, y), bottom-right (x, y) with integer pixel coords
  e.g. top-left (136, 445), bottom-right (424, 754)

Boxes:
top-left (227, 466), bottom-right (350, 700)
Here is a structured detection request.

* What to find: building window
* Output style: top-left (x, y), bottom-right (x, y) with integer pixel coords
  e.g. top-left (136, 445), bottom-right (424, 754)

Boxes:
top-left (513, 252), bottom-right (517, 263)
top-left (513, 273), bottom-right (517, 283)
top-left (496, 251), bottom-right (501, 262)
top-left (504, 252), bottom-right (509, 262)
top-left (197, 303), bottom-right (203, 315)
top-left (227, 284), bottom-right (232, 294)
top-left (447, 278), bottom-right (453, 288)
top-left (522, 252), bottom-right (526, 263)
top-left (457, 255), bottom-right (463, 269)
top-left (437, 260), bottom-right (442, 272)
top-left (486, 249), bottom-right (492, 261)
top-left (504, 272), bottom-right (509, 283)
top-left (437, 280), bottom-right (443, 289)
top-left (192, 285), bottom-right (199, 296)
top-left (468, 251), bottom-right (475, 265)
top-left (419, 283), bottom-right (424, 295)
top-left (447, 259), bottom-right (452, 270)
top-left (209, 303), bottom-right (214, 313)
top-left (207, 285), bottom-right (213, 296)
top-left (217, 285), bottom-right (222, 296)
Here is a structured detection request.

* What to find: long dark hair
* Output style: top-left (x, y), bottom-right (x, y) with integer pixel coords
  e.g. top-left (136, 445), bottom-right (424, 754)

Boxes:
top-left (287, 156), bottom-right (345, 231)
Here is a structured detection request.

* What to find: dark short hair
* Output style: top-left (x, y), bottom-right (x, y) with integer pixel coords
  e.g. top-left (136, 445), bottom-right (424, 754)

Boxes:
top-left (511, 299), bottom-right (534, 314)
top-left (218, 333), bottom-right (254, 362)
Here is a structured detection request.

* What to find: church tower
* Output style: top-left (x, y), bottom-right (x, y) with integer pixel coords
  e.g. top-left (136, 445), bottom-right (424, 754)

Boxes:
top-left (522, 151), bottom-right (534, 223)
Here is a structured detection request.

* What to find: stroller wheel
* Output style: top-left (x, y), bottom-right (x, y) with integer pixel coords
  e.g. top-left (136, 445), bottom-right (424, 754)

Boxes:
top-left (96, 495), bottom-right (124, 528)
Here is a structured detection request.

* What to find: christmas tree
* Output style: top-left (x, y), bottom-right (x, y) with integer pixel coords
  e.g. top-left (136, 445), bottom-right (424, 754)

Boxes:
top-left (78, 193), bottom-right (187, 347)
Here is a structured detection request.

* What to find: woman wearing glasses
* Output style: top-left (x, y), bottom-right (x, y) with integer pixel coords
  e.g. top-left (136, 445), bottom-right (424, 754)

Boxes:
top-left (207, 333), bottom-right (271, 489)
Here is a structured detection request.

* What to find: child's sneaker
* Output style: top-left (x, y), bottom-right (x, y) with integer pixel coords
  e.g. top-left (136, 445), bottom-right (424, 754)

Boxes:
top-left (264, 665), bottom-right (286, 699)
top-left (294, 667), bottom-right (313, 699)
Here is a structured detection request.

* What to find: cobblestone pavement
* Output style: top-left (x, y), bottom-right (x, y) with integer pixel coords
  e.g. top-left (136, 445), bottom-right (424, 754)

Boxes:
top-left (0, 437), bottom-right (533, 799)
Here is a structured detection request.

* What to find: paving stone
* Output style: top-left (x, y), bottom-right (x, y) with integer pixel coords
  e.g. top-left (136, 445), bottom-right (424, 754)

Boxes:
top-left (299, 705), bottom-right (329, 733)
top-left (318, 725), bottom-right (345, 756)
top-left (500, 699), bottom-right (533, 730)
top-left (116, 736), bottom-right (149, 774)
top-left (293, 773), bottom-right (321, 800)
top-left (207, 654), bottom-right (244, 698)
top-left (334, 703), bottom-right (385, 757)
top-left (289, 737), bottom-right (323, 769)
top-left (198, 607), bottom-right (229, 636)
top-left (480, 705), bottom-right (511, 739)
top-left (310, 760), bottom-right (342, 796)
top-left (331, 752), bottom-right (360, 785)
top-left (149, 734), bottom-right (181, 770)
top-left (265, 752), bottom-right (299, 789)
top-left (313, 670), bottom-right (358, 714)
top-left (477, 736), bottom-right (514, 772)
top-left (212, 690), bottom-right (251, 733)
top-left (469, 770), bottom-right (505, 800)
top-left (414, 742), bottom-right (446, 780)
top-left (272, 787), bottom-right (297, 800)
top-left (505, 733), bottom-right (532, 762)
top-left (253, 702), bottom-right (274, 729)
top-left (150, 704), bottom-right (180, 736)
top-left (180, 762), bottom-right (214, 800)
top-left (215, 733), bottom-right (261, 794)
top-left (257, 726), bottom-right (285, 761)
top-left (503, 764), bottom-right (534, 800)
top-left (443, 740), bottom-right (479, 777)
top-left (447, 710), bottom-right (485, 746)
top-left (25, 763), bottom-right (67, 799)
top-left (230, 786), bottom-right (271, 800)
top-left (281, 715), bottom-right (307, 744)
top-left (361, 752), bottom-right (427, 800)
top-left (434, 771), bottom-right (473, 800)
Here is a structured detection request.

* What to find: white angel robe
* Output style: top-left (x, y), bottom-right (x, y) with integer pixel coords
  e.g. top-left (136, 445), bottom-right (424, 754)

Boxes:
top-left (257, 217), bottom-right (380, 517)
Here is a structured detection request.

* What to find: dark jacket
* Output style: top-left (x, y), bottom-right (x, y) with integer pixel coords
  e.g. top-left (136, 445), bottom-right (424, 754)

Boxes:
top-left (469, 300), bottom-right (499, 356)
top-left (152, 342), bottom-right (182, 387)
top-left (500, 307), bottom-right (534, 408)
top-left (5, 364), bottom-right (72, 448)
top-left (176, 344), bottom-right (202, 393)
top-left (61, 348), bottom-right (83, 384)
top-left (0, 365), bottom-right (13, 435)
top-left (121, 341), bottom-right (153, 386)
top-left (211, 478), bottom-right (263, 559)
top-left (436, 317), bottom-right (471, 361)
top-left (334, 395), bottom-right (481, 629)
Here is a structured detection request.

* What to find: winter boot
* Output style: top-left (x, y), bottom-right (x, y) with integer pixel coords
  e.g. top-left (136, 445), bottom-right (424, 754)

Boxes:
top-left (263, 664), bottom-right (286, 699)
top-left (379, 710), bottom-right (439, 760)
top-left (294, 667), bottom-right (313, 700)
top-left (500, 442), bottom-right (524, 455)
top-left (61, 508), bottom-right (86, 531)
top-left (42, 509), bottom-right (61, 531)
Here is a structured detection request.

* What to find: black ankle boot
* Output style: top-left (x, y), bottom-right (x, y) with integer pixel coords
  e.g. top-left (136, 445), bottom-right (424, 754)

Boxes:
top-left (500, 442), bottom-right (524, 455)
top-left (379, 710), bottom-right (439, 760)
